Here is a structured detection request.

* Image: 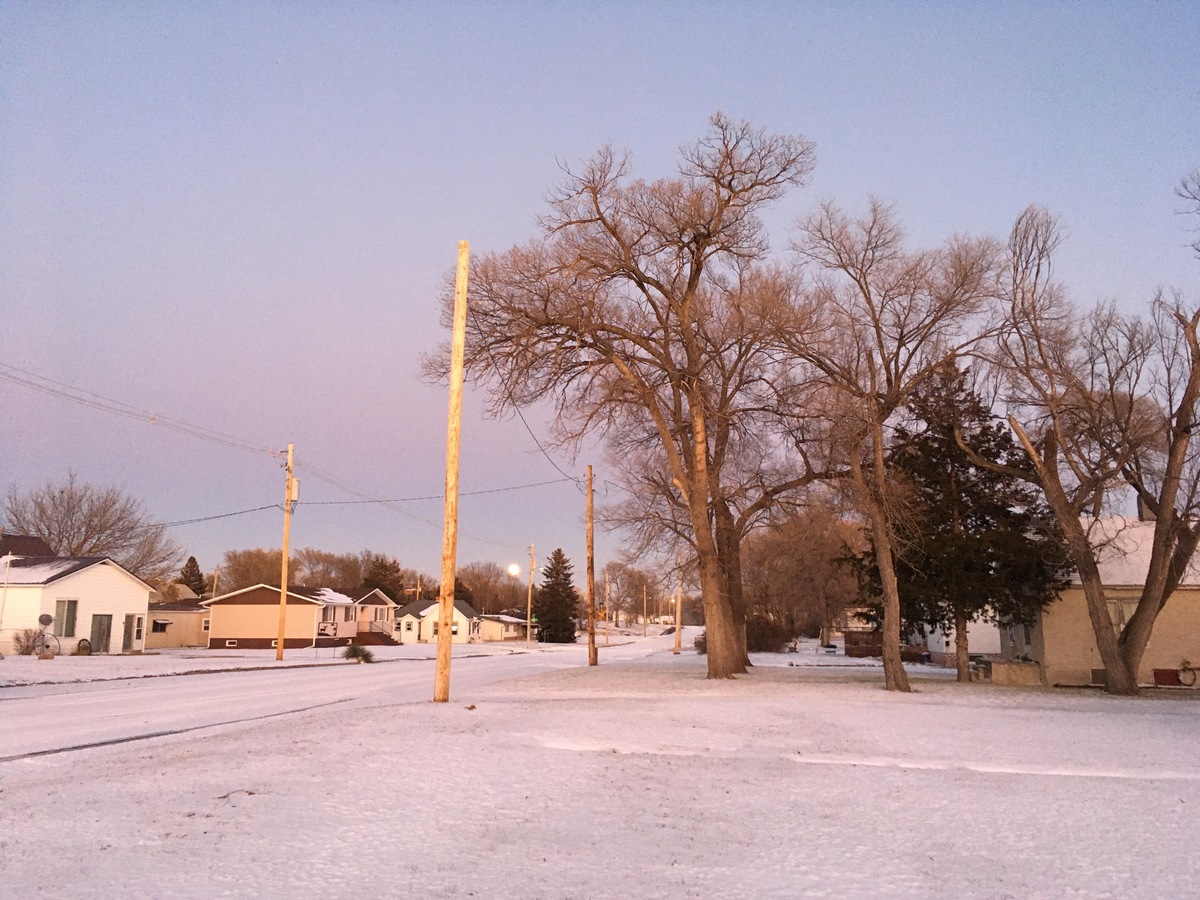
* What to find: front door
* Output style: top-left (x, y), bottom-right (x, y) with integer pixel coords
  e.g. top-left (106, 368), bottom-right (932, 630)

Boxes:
top-left (122, 614), bottom-right (136, 652)
top-left (90, 615), bottom-right (113, 654)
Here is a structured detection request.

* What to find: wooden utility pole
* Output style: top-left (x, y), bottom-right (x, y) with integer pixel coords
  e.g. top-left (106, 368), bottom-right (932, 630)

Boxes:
top-left (525, 543), bottom-right (535, 648)
top-left (434, 240), bottom-right (470, 703)
top-left (673, 550), bottom-right (683, 655)
top-left (642, 584), bottom-right (647, 638)
top-left (275, 443), bottom-right (297, 661)
top-left (586, 465), bottom-right (597, 666)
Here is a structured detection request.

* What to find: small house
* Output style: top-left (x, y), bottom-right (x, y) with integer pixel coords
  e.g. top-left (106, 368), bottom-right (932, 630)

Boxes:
top-left (395, 597), bottom-right (481, 644)
top-left (0, 555), bottom-right (152, 655)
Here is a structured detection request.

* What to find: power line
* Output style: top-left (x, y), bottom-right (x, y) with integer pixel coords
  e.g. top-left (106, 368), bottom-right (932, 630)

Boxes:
top-left (296, 477), bottom-right (577, 505)
top-left (0, 362), bottom-right (279, 458)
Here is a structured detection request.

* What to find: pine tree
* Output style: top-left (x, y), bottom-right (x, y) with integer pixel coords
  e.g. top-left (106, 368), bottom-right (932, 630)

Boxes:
top-left (533, 548), bottom-right (580, 643)
top-left (178, 556), bottom-right (207, 597)
top-left (862, 365), bottom-right (1071, 681)
top-left (362, 555), bottom-right (404, 601)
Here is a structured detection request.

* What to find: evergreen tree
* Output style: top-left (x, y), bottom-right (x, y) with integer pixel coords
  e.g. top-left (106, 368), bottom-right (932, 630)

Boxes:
top-left (362, 554), bottom-right (404, 601)
top-left (862, 365), bottom-right (1071, 681)
top-left (178, 556), bottom-right (207, 597)
top-left (533, 548), bottom-right (580, 643)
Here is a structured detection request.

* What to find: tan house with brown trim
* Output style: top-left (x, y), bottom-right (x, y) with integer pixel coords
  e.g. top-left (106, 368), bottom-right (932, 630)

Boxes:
top-left (203, 585), bottom-right (356, 649)
top-left (1000, 518), bottom-right (1200, 687)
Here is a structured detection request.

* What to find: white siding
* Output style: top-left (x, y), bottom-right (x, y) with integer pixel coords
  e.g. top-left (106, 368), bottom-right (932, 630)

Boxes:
top-left (0, 563), bottom-right (151, 654)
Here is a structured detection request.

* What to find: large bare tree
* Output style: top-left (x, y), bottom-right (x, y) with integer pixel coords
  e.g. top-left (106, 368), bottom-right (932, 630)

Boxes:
top-left (434, 115), bottom-right (816, 678)
top-left (780, 201), bottom-right (999, 690)
top-left (976, 205), bottom-right (1200, 694)
top-left (4, 472), bottom-right (183, 583)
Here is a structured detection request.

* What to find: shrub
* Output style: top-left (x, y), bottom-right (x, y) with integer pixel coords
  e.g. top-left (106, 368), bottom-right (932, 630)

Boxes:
top-left (343, 643), bottom-right (374, 664)
top-left (694, 632), bottom-right (707, 654)
top-left (12, 629), bottom-right (40, 655)
top-left (746, 616), bottom-right (792, 653)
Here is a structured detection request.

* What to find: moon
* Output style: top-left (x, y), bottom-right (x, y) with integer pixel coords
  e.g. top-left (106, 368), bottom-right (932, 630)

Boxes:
top-left (507, 563), bottom-right (521, 577)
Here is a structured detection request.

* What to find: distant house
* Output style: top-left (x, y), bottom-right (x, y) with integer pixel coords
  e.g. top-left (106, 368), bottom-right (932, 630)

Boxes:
top-left (351, 588), bottom-right (399, 645)
top-left (479, 614), bottom-right (532, 642)
top-left (395, 597), bottom-right (481, 644)
top-left (1000, 518), bottom-right (1200, 687)
top-left (0, 555), bottom-right (152, 655)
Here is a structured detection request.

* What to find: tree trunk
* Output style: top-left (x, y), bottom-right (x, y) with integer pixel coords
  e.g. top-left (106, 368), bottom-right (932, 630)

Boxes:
top-left (714, 497), bottom-right (750, 667)
top-left (953, 609), bottom-right (970, 683)
top-left (858, 422), bottom-right (910, 692)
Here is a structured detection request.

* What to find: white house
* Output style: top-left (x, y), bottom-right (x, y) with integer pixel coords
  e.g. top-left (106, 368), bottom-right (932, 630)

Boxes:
top-left (0, 555), bottom-right (153, 655)
top-left (394, 597), bottom-right (481, 644)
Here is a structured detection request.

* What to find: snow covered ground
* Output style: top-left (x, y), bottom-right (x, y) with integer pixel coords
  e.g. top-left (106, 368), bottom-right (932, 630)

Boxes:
top-left (2, 634), bottom-right (1197, 898)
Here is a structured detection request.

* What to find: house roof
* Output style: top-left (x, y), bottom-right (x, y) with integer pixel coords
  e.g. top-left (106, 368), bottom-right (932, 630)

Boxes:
top-left (481, 614), bottom-right (526, 624)
top-left (202, 584), bottom-right (357, 607)
top-left (0, 533), bottom-right (56, 557)
top-left (149, 601), bottom-right (207, 612)
top-left (1081, 517), bottom-right (1200, 587)
top-left (0, 555), bottom-right (151, 590)
top-left (396, 597), bottom-right (481, 620)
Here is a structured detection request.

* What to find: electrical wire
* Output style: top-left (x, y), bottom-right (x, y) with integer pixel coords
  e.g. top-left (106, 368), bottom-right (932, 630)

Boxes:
top-left (0, 362), bottom-right (279, 458)
top-left (296, 477), bottom-right (576, 505)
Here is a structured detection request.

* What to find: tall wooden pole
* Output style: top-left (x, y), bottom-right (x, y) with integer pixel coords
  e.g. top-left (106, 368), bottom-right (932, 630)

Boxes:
top-left (586, 465), bottom-right (597, 666)
top-left (525, 543), bottom-right (535, 648)
top-left (604, 570), bottom-right (610, 644)
top-left (673, 550), bottom-right (683, 655)
top-left (434, 240), bottom-right (470, 703)
top-left (275, 443), bottom-right (295, 661)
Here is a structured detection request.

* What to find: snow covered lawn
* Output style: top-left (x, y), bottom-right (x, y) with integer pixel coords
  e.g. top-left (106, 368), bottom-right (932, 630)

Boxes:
top-left (2, 644), bottom-right (1197, 898)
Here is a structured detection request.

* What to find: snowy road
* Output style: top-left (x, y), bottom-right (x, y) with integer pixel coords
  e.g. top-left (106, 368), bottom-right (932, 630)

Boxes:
top-left (0, 639), bottom-right (661, 761)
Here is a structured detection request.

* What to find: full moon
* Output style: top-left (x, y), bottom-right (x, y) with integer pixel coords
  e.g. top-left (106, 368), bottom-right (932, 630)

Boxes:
top-left (507, 563), bottom-right (521, 577)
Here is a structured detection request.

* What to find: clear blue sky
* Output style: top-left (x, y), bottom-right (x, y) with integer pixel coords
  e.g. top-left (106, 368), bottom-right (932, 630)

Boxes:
top-left (2, 2), bottom-right (1197, 582)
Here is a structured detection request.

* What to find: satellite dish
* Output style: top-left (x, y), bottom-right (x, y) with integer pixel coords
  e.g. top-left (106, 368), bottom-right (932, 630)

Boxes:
top-left (38, 613), bottom-right (53, 626)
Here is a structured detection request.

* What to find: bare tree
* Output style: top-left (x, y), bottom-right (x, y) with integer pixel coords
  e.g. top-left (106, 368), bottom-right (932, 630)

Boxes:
top-left (3, 472), bottom-right (183, 583)
top-left (458, 560), bottom-right (525, 615)
top-left (431, 115), bottom-right (816, 678)
top-left (780, 201), bottom-right (999, 690)
top-left (740, 500), bottom-right (861, 641)
top-left (1179, 168), bottom-right (1200, 257)
top-left (975, 205), bottom-right (1200, 694)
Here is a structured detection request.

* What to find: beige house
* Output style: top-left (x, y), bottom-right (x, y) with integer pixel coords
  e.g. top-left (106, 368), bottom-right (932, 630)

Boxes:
top-left (1001, 518), bottom-right (1200, 687)
top-left (479, 614), bottom-right (531, 642)
top-left (353, 588), bottom-right (398, 644)
top-left (395, 597), bottom-right (481, 644)
top-left (0, 554), bottom-right (151, 655)
top-left (146, 601), bottom-right (209, 649)
top-left (204, 585), bottom-right (356, 650)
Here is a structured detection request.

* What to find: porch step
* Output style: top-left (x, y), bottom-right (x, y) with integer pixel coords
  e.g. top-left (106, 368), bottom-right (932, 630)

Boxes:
top-left (353, 631), bottom-right (400, 647)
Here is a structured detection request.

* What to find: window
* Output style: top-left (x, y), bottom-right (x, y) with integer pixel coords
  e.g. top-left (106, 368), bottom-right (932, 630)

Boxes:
top-left (343, 607), bottom-right (353, 622)
top-left (135, 617), bottom-right (143, 641)
top-left (451, 622), bottom-right (459, 635)
top-left (202, 618), bottom-right (210, 632)
top-left (225, 640), bottom-right (237, 647)
top-left (405, 621), bottom-right (413, 632)
top-left (152, 620), bottom-right (170, 633)
top-left (54, 599), bottom-right (78, 638)
top-left (322, 607), bottom-right (336, 623)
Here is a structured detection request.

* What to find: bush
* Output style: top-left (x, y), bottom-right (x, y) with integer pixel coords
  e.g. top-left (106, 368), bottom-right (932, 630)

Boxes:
top-left (746, 616), bottom-right (793, 653)
top-left (343, 643), bottom-right (374, 663)
top-left (693, 617), bottom-right (794, 655)
top-left (12, 629), bottom-right (39, 655)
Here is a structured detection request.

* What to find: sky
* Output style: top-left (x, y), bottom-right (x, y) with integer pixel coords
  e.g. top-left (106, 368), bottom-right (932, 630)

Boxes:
top-left (2, 2), bottom-right (1198, 584)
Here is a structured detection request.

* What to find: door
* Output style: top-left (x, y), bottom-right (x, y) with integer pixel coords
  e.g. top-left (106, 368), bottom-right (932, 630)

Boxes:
top-left (90, 615), bottom-right (113, 654)
top-left (122, 614), bottom-right (136, 652)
